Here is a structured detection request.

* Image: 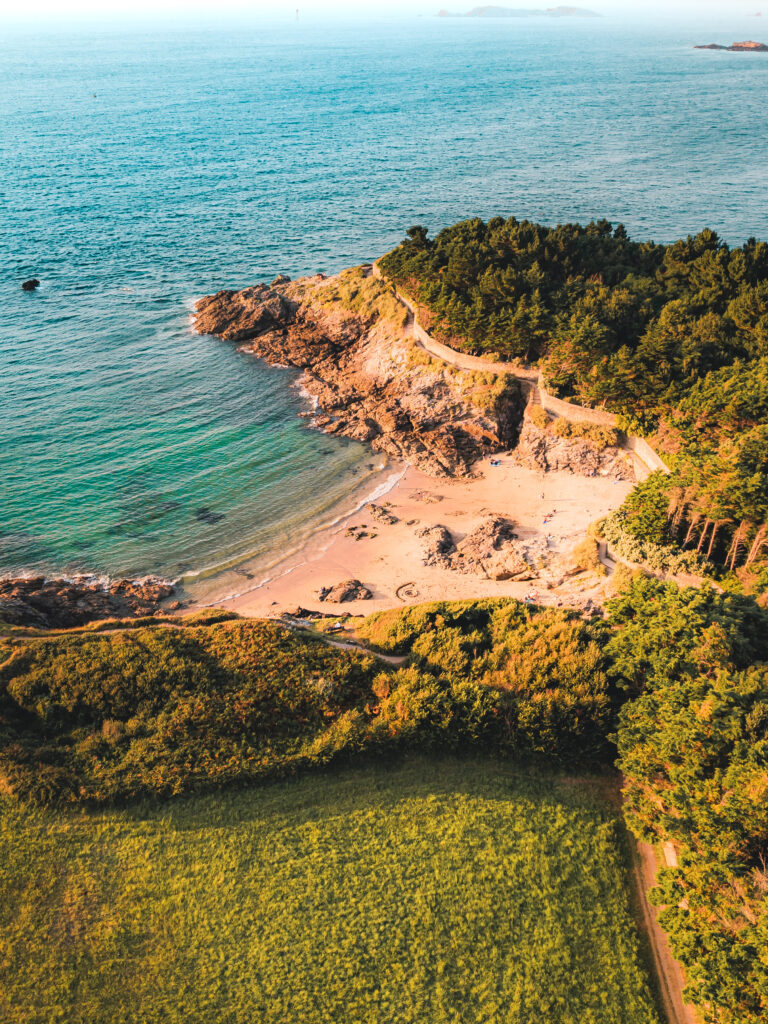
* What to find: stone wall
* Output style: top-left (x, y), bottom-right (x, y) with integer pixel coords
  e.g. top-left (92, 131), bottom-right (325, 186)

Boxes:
top-left (538, 381), bottom-right (619, 428)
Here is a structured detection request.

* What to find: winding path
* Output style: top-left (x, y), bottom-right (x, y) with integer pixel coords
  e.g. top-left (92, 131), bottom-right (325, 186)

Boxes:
top-left (370, 261), bottom-right (670, 477)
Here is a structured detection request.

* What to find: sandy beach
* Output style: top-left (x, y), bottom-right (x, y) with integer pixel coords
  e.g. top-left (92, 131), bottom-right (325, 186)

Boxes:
top-left (204, 453), bottom-right (635, 621)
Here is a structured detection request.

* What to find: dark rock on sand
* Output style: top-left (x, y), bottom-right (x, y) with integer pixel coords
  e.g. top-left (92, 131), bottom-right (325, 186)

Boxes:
top-left (284, 606), bottom-right (324, 620)
top-left (453, 517), bottom-right (534, 580)
top-left (0, 575), bottom-right (175, 629)
top-left (317, 579), bottom-right (373, 602)
top-left (416, 524), bottom-right (457, 566)
top-left (416, 515), bottom-right (535, 580)
top-left (368, 503), bottom-right (399, 524)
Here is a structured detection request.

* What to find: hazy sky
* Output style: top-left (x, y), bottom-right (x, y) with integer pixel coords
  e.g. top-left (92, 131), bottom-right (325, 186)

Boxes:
top-left (0, 0), bottom-right (761, 21)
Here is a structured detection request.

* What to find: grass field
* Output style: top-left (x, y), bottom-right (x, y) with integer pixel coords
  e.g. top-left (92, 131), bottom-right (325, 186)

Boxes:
top-left (0, 758), bottom-right (661, 1024)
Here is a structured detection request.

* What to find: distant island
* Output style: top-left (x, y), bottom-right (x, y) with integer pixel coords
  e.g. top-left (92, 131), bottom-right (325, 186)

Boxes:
top-left (695, 40), bottom-right (768, 51)
top-left (437, 5), bottom-right (600, 18)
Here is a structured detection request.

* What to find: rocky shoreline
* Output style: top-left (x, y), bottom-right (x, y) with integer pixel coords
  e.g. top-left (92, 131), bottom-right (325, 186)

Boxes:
top-left (193, 269), bottom-right (525, 478)
top-left (0, 575), bottom-right (178, 629)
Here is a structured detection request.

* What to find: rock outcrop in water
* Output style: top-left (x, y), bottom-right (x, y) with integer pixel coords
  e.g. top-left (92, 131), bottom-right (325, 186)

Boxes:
top-left (194, 271), bottom-right (525, 478)
top-left (0, 575), bottom-right (176, 629)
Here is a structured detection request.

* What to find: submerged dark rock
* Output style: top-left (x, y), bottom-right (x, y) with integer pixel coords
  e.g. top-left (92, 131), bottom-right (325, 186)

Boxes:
top-left (194, 507), bottom-right (226, 524)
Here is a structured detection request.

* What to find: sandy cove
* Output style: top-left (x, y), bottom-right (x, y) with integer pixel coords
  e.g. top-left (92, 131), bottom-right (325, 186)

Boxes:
top-left (214, 454), bottom-right (634, 620)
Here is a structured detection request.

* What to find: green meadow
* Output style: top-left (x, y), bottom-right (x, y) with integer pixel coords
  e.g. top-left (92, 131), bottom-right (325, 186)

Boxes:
top-left (0, 758), bottom-right (660, 1024)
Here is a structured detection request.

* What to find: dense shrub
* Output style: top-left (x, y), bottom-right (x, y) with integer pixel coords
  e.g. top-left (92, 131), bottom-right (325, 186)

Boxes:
top-left (551, 418), bottom-right (620, 449)
top-left (527, 404), bottom-right (551, 429)
top-left (0, 598), bottom-right (624, 805)
top-left (598, 509), bottom-right (709, 576)
top-left (361, 599), bottom-right (615, 763)
top-left (0, 619), bottom-right (379, 804)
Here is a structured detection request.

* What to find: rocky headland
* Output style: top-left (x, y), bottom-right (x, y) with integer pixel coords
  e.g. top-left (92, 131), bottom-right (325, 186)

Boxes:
top-left (0, 575), bottom-right (177, 629)
top-left (194, 268), bottom-right (525, 478)
top-left (194, 267), bottom-right (638, 484)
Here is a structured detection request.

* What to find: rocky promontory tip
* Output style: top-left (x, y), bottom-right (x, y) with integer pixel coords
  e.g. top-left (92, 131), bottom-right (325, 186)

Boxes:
top-left (0, 575), bottom-right (177, 629)
top-left (194, 269), bottom-right (525, 478)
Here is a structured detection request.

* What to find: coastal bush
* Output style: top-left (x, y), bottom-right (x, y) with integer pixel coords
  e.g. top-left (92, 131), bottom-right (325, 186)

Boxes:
top-left (570, 537), bottom-right (608, 576)
top-left (0, 759), bottom-right (662, 1024)
top-left (527, 404), bottom-right (551, 429)
top-left (315, 266), bottom-right (408, 328)
top-left (597, 509), bottom-right (709, 577)
top-left (551, 418), bottom-right (620, 449)
top-left (359, 599), bottom-right (615, 763)
top-left (6, 581), bottom-right (768, 1021)
top-left (464, 371), bottom-right (520, 414)
top-left (406, 344), bottom-right (440, 370)
top-left (0, 599), bottom-right (622, 805)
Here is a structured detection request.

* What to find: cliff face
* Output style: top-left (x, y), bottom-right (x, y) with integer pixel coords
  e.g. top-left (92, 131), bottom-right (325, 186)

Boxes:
top-left (514, 419), bottom-right (635, 479)
top-left (194, 271), bottom-right (525, 478)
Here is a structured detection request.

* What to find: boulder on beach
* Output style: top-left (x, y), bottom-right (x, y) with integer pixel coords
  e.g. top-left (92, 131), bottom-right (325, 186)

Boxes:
top-left (317, 579), bottom-right (373, 603)
top-left (368, 503), bottom-right (399, 524)
top-left (416, 515), bottom-right (537, 580)
top-left (452, 516), bottom-right (531, 579)
top-left (416, 524), bottom-right (456, 566)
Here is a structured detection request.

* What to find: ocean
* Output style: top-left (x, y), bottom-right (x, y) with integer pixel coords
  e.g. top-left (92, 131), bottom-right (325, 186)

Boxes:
top-left (2, 14), bottom-right (767, 600)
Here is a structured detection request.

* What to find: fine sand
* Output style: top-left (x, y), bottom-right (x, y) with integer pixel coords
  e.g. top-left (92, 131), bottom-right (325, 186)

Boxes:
top-left (207, 454), bottom-right (635, 620)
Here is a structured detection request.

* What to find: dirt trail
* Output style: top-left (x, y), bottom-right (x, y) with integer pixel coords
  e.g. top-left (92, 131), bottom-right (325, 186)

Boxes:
top-left (320, 635), bottom-right (406, 667)
top-left (629, 838), bottom-right (698, 1024)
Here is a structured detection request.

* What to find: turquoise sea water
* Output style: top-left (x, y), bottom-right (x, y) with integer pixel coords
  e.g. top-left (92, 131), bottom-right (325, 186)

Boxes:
top-left (2, 16), bottom-right (767, 592)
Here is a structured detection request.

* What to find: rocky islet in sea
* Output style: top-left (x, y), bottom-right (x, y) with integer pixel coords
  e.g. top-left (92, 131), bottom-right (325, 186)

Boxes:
top-left (694, 40), bottom-right (768, 51)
